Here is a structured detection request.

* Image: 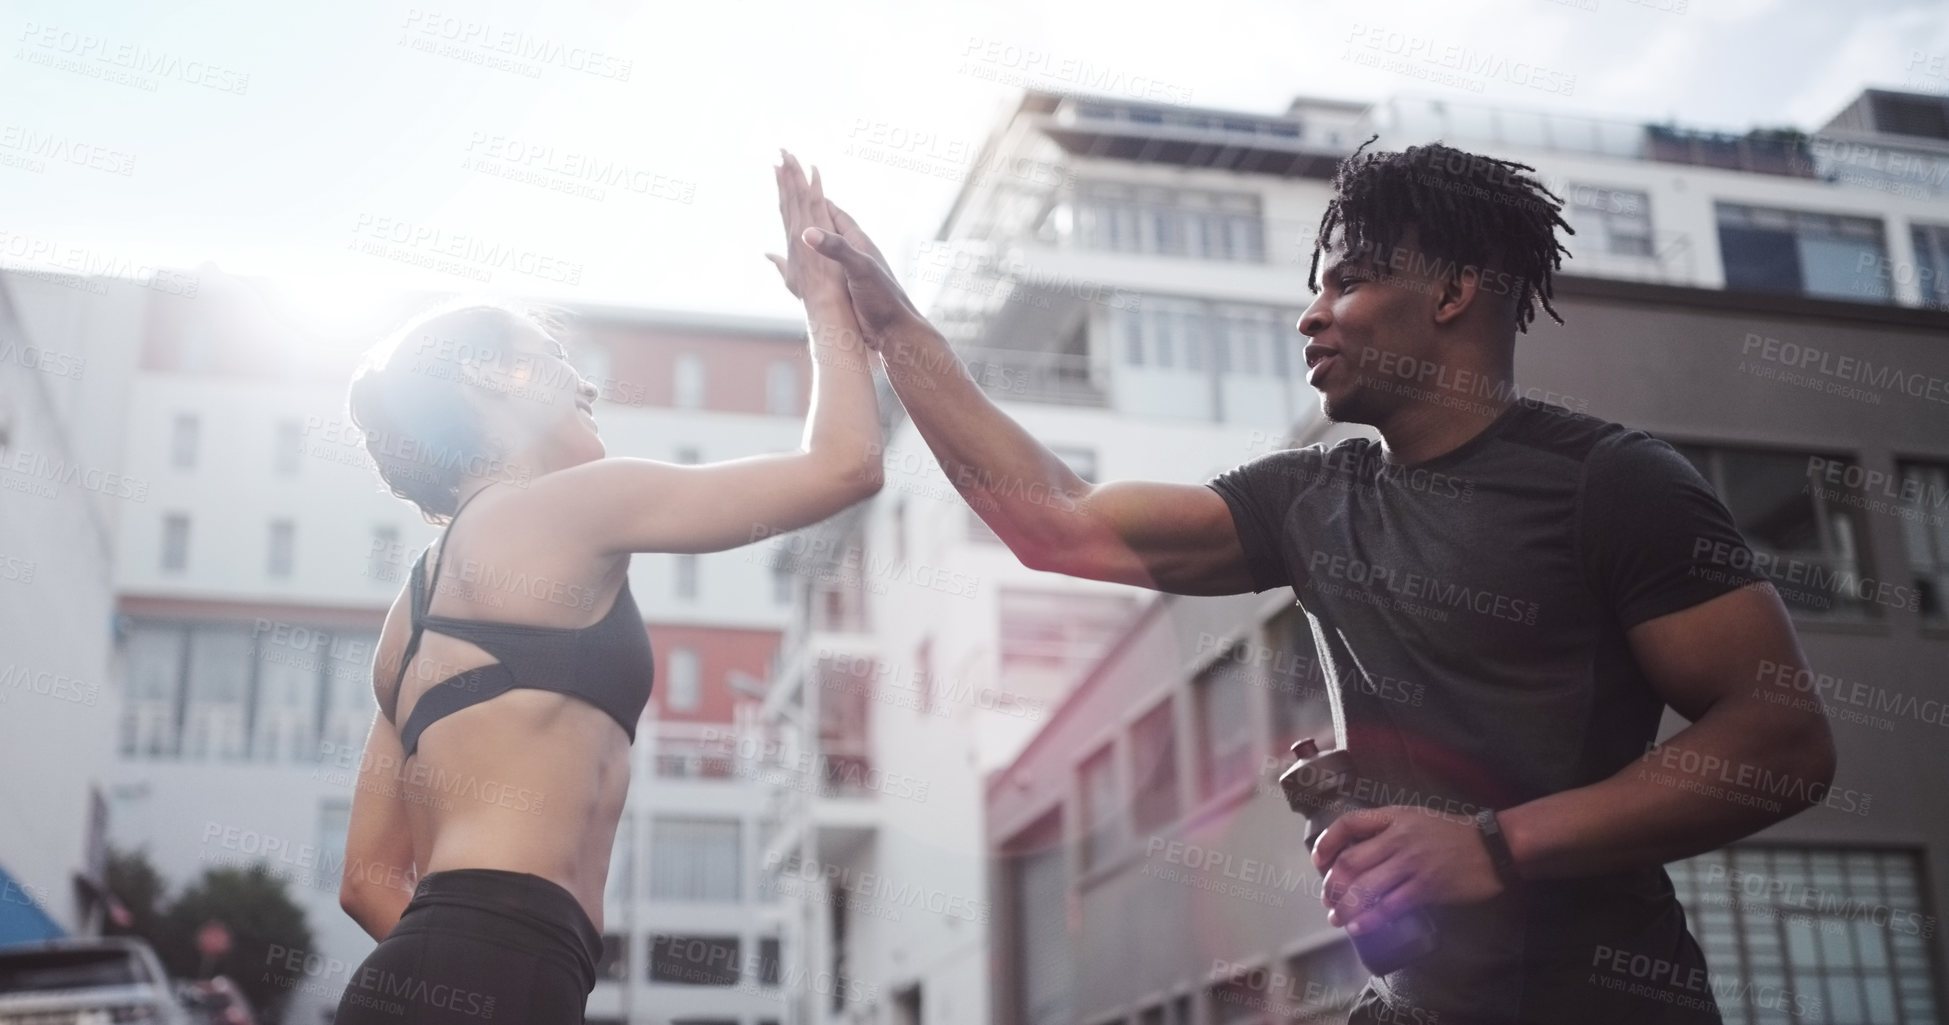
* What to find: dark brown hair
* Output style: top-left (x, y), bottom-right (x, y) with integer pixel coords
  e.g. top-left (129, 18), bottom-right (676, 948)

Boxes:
top-left (346, 301), bottom-right (568, 524)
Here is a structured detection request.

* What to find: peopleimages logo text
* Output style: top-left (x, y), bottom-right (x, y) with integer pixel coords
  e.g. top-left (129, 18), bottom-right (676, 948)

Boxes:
top-left (1690, 538), bottom-right (1920, 613)
top-left (1742, 332), bottom-right (1949, 404)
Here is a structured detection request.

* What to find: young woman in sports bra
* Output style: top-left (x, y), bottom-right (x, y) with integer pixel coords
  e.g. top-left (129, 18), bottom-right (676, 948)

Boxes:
top-left (331, 154), bottom-right (881, 1024)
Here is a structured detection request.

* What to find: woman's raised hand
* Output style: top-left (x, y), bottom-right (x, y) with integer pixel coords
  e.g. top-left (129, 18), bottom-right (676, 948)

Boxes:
top-left (766, 150), bottom-right (847, 312)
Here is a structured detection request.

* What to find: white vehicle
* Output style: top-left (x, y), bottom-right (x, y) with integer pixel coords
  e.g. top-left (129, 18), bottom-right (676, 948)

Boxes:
top-left (0, 936), bottom-right (192, 1025)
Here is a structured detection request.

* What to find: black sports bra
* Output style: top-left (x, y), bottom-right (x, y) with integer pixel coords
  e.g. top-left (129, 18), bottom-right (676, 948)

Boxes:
top-left (384, 486), bottom-right (656, 759)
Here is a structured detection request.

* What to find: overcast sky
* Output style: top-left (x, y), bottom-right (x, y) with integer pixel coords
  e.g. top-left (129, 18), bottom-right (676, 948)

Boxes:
top-left (3, 0), bottom-right (1945, 326)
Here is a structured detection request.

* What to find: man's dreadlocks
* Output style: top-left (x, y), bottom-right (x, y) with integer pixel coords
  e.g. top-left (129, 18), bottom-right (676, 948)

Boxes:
top-left (1307, 136), bottom-right (1574, 333)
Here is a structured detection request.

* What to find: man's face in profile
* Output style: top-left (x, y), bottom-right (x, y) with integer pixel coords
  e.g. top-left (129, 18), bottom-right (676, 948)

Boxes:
top-left (1298, 230), bottom-right (1443, 426)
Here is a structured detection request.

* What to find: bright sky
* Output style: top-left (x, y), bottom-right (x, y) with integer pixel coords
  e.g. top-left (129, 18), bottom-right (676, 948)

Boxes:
top-left (3, 0), bottom-right (1944, 325)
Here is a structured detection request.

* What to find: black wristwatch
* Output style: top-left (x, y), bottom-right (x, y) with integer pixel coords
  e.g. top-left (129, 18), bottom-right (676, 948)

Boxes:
top-left (1474, 809), bottom-right (1522, 891)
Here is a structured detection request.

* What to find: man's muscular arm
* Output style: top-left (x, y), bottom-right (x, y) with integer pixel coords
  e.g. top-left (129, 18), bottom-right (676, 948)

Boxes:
top-left (1497, 583), bottom-right (1837, 875)
top-left (1316, 583), bottom-right (1838, 935)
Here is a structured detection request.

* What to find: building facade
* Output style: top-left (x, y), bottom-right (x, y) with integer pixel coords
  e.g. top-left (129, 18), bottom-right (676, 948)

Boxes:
top-left (0, 270), bottom-right (150, 946)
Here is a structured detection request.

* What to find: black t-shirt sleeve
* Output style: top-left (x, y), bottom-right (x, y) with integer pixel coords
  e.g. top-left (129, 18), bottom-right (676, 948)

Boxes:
top-left (1205, 446), bottom-right (1329, 594)
top-left (1581, 431), bottom-right (1766, 629)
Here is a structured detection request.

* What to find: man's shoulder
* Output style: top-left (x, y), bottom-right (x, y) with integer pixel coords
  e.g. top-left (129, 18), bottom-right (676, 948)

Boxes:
top-left (1500, 399), bottom-right (1654, 470)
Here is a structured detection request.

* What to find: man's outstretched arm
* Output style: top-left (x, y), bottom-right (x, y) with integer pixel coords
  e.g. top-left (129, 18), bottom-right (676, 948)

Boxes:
top-left (805, 206), bottom-right (1258, 597)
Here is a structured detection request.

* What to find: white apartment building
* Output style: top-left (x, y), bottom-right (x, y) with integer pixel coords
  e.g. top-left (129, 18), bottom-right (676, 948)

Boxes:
top-left (0, 271), bottom-right (148, 947)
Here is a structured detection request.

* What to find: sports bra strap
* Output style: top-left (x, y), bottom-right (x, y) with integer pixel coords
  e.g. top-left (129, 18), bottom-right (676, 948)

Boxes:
top-left (387, 484), bottom-right (497, 722)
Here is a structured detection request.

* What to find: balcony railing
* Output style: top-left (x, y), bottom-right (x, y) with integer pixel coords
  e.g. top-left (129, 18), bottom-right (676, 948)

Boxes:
top-left (1371, 96), bottom-right (1820, 178)
top-left (958, 346), bottom-right (1108, 407)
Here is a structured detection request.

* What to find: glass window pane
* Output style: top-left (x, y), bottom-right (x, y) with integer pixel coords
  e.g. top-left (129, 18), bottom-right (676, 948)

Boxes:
top-left (1800, 235), bottom-right (1889, 301)
top-left (1080, 744), bottom-right (1120, 869)
top-left (649, 818), bottom-right (741, 902)
top-left (1130, 700), bottom-right (1179, 832)
top-left (1195, 656), bottom-right (1255, 797)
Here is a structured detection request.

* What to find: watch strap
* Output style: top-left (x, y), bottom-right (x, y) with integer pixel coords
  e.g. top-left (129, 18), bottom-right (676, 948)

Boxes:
top-left (1474, 809), bottom-right (1522, 889)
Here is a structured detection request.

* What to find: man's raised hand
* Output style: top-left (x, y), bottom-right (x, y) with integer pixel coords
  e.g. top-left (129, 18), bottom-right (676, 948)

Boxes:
top-left (804, 200), bottom-right (927, 349)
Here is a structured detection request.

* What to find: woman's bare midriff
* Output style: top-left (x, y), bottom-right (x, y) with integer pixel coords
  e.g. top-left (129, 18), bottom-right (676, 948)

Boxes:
top-left (392, 637), bottom-right (633, 933)
top-left (399, 688), bottom-right (630, 932)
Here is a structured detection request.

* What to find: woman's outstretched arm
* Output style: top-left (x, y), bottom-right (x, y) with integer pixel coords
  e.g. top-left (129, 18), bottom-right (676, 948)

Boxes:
top-left (547, 151), bottom-right (884, 555)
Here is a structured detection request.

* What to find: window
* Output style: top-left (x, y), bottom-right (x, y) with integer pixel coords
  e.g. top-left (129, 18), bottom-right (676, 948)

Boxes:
top-left (161, 514), bottom-right (189, 572)
top-left (1897, 459), bottom-right (1949, 623)
top-left (1049, 445), bottom-right (1098, 482)
top-left (1285, 941), bottom-right (1368, 1021)
top-left (274, 419), bottom-right (303, 475)
top-left (570, 344), bottom-right (611, 393)
top-left (1672, 445), bottom-right (1874, 618)
top-left (597, 934), bottom-right (629, 982)
top-left (649, 935), bottom-right (741, 985)
top-left (1210, 969), bottom-right (1273, 1024)
top-left (1913, 223), bottom-right (1949, 310)
top-left (915, 637), bottom-right (933, 714)
top-left (1870, 92), bottom-right (1949, 140)
top-left (771, 559), bottom-right (794, 604)
top-left (1130, 699), bottom-right (1179, 833)
top-left (182, 629), bottom-right (252, 761)
top-left (1716, 203), bottom-right (1890, 302)
top-left (1194, 652), bottom-right (1255, 798)
top-left (894, 985), bottom-right (923, 1025)
top-left (668, 648), bottom-right (701, 711)
top-left (1670, 846), bottom-right (1940, 1025)
top-left (607, 814), bottom-right (634, 903)
top-left (311, 799), bottom-right (351, 892)
top-left (317, 630), bottom-right (377, 758)
top-left (267, 519), bottom-right (295, 578)
top-left (892, 498), bottom-right (908, 563)
top-left (675, 554), bottom-right (698, 600)
top-left (1265, 607), bottom-right (1332, 748)
top-left (1078, 743), bottom-right (1120, 870)
top-left (674, 354), bottom-right (706, 409)
top-left (968, 506), bottom-right (1003, 545)
top-left (252, 627), bottom-right (318, 763)
top-left (997, 589), bottom-right (1140, 681)
top-left (367, 526), bottom-right (400, 584)
top-left (831, 880), bottom-right (849, 1011)
top-left (170, 413), bottom-right (198, 470)
top-left (1076, 182), bottom-right (1265, 262)
top-left (1567, 185), bottom-right (1654, 257)
top-left (758, 937), bottom-right (781, 987)
top-left (766, 360), bottom-right (799, 415)
top-left (121, 626), bottom-right (184, 757)
top-left (648, 818), bottom-right (741, 902)
top-left (1007, 812), bottom-right (1071, 1025)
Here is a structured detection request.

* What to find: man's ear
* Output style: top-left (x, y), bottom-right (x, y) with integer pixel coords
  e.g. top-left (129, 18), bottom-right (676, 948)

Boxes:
top-left (1432, 267), bottom-right (1481, 327)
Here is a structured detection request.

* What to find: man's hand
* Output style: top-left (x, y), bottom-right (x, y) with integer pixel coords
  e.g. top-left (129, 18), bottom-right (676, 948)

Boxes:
top-left (803, 200), bottom-right (927, 348)
top-left (1313, 806), bottom-right (1507, 937)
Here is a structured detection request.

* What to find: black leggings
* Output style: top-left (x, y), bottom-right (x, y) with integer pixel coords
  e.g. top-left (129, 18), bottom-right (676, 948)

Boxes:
top-left (334, 868), bottom-right (602, 1025)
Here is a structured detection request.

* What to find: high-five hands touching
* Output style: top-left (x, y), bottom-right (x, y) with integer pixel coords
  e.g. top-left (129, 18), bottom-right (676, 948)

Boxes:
top-left (808, 202), bottom-right (928, 348)
top-left (763, 171), bottom-right (927, 349)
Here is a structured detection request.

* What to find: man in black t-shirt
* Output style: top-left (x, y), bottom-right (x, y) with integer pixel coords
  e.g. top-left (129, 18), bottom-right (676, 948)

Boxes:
top-left (791, 139), bottom-right (1838, 1024)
